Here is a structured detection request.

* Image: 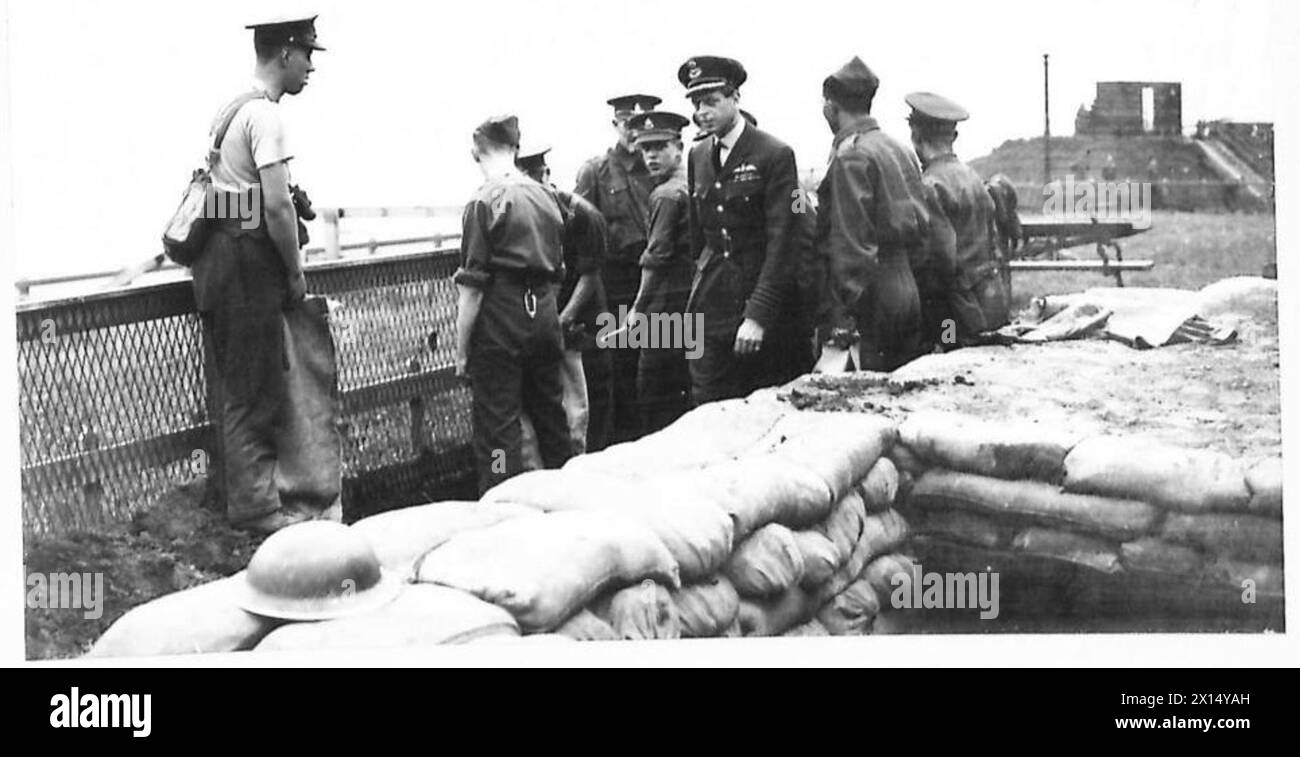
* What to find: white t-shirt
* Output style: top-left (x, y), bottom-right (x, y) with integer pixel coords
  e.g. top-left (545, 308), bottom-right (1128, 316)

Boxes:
top-left (210, 89), bottom-right (293, 193)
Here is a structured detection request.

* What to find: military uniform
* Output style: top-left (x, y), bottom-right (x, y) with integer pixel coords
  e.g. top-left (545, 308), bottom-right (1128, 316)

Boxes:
top-left (575, 93), bottom-right (661, 442)
top-left (906, 92), bottom-right (1010, 342)
top-left (457, 117), bottom-right (573, 493)
top-left (628, 112), bottom-right (694, 433)
top-left (680, 57), bottom-right (811, 404)
top-left (191, 16), bottom-right (336, 528)
top-left (817, 58), bottom-right (940, 372)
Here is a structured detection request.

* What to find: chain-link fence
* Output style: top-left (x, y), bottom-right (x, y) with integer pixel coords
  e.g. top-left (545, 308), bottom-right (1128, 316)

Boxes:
top-left (17, 246), bottom-right (473, 537)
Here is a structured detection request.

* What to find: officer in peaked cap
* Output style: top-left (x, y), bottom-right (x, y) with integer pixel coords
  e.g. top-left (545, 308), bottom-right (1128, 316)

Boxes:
top-left (623, 111), bottom-right (694, 433)
top-left (679, 55), bottom-right (812, 405)
top-left (456, 114), bottom-right (575, 493)
top-left (814, 56), bottom-right (945, 373)
top-left (574, 93), bottom-right (664, 445)
top-left (905, 91), bottom-right (1011, 347)
top-left (245, 14), bottom-right (327, 51)
top-left (677, 56), bottom-right (748, 97)
top-left (189, 11), bottom-right (337, 534)
top-left (515, 142), bottom-right (615, 456)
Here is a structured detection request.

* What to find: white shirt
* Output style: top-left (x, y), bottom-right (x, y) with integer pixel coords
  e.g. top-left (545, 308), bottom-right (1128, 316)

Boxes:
top-left (210, 82), bottom-right (294, 193)
top-left (715, 115), bottom-right (746, 167)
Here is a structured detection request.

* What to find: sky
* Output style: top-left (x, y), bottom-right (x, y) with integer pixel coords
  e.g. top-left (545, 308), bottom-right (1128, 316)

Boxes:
top-left (1, 0), bottom-right (1293, 280)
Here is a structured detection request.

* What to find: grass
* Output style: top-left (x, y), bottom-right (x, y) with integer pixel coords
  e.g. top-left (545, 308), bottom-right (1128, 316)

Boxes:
top-left (1009, 210), bottom-right (1276, 310)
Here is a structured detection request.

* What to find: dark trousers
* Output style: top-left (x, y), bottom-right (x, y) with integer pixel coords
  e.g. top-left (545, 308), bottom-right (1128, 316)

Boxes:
top-left (582, 347), bottom-right (614, 452)
top-left (602, 258), bottom-right (642, 443)
top-left (689, 322), bottom-right (810, 405)
top-left (193, 225), bottom-right (340, 523)
top-left (468, 281), bottom-right (573, 494)
top-left (637, 346), bottom-right (690, 434)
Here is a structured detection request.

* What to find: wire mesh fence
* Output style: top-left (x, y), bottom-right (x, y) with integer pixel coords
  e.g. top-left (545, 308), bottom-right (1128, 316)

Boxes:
top-left (17, 246), bottom-right (473, 537)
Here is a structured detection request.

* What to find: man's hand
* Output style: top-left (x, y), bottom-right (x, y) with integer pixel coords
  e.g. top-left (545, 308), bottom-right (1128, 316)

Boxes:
top-left (455, 352), bottom-right (469, 379)
top-left (286, 271), bottom-right (307, 307)
top-left (734, 318), bottom-right (765, 356)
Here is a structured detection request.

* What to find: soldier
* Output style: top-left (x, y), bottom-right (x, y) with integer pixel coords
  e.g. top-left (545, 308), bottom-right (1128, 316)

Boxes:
top-left (575, 93), bottom-right (662, 442)
top-left (190, 14), bottom-right (335, 534)
top-left (516, 144), bottom-right (614, 453)
top-left (679, 56), bottom-right (811, 404)
top-left (625, 111), bottom-right (694, 433)
top-left (455, 115), bottom-right (574, 494)
top-left (906, 92), bottom-right (1011, 345)
top-left (816, 57), bottom-right (945, 372)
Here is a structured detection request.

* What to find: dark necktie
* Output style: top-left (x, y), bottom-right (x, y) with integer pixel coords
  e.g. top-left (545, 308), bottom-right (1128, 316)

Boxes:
top-left (711, 138), bottom-right (724, 175)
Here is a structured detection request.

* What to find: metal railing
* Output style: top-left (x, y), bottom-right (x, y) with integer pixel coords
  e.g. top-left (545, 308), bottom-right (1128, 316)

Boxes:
top-left (17, 236), bottom-right (474, 537)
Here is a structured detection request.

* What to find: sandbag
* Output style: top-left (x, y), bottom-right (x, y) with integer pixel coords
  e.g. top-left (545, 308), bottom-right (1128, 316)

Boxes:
top-left (670, 455), bottom-right (832, 538)
top-left (816, 510), bottom-right (910, 603)
top-left (1161, 513), bottom-right (1282, 564)
top-left (625, 499), bottom-right (735, 583)
top-left (414, 511), bottom-right (680, 632)
top-left (480, 469), bottom-right (627, 510)
top-left (1205, 558), bottom-right (1284, 596)
top-left (1011, 528), bottom-right (1122, 574)
top-left (917, 509), bottom-right (1011, 550)
top-left (735, 585), bottom-right (817, 637)
top-left (913, 469), bottom-right (1160, 540)
top-left (555, 609), bottom-right (620, 641)
top-left (859, 457), bottom-right (900, 512)
top-left (816, 578), bottom-right (881, 636)
top-left (899, 412), bottom-right (1074, 484)
top-left (1245, 458), bottom-right (1283, 517)
top-left (1119, 538), bottom-right (1205, 576)
top-left (897, 470), bottom-right (916, 506)
top-left (253, 584), bottom-right (519, 651)
top-left (795, 530), bottom-right (845, 590)
top-left (352, 501), bottom-right (538, 578)
top-left (564, 396), bottom-right (789, 478)
top-left (673, 576), bottom-right (741, 638)
top-left (757, 412), bottom-right (897, 503)
top-left (783, 619), bottom-right (830, 637)
top-left (87, 577), bottom-right (277, 658)
top-left (591, 580), bottom-right (681, 641)
top-left (887, 443), bottom-right (929, 477)
top-left (486, 471), bottom-right (733, 582)
top-left (724, 523), bottom-right (806, 598)
top-left (815, 489), bottom-right (868, 560)
top-left (1195, 276), bottom-right (1277, 321)
top-left (861, 554), bottom-right (918, 605)
top-left (1063, 437), bottom-right (1250, 513)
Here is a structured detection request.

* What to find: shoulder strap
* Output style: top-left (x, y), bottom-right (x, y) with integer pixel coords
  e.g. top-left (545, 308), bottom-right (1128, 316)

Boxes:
top-left (206, 90), bottom-right (270, 170)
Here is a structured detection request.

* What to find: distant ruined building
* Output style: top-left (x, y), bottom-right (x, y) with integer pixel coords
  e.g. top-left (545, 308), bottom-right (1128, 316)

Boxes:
top-left (1075, 82), bottom-right (1182, 137)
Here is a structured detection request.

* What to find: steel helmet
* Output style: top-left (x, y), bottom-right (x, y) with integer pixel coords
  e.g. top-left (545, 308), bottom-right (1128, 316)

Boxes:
top-left (232, 521), bottom-right (402, 621)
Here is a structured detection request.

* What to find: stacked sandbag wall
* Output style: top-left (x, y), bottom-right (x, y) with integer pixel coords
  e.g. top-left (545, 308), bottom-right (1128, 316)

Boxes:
top-left (892, 413), bottom-right (1284, 604)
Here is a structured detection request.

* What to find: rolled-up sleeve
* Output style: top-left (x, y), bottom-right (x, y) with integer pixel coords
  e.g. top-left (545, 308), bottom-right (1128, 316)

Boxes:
top-left (453, 198), bottom-right (494, 289)
top-left (639, 189), bottom-right (684, 271)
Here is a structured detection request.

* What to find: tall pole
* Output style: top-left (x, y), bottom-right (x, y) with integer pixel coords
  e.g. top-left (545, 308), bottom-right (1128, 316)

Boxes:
top-left (1043, 53), bottom-right (1051, 185)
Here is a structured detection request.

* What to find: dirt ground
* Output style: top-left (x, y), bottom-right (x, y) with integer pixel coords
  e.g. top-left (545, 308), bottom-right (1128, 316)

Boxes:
top-left (781, 311), bottom-right (1281, 461)
top-left (23, 481), bottom-right (266, 659)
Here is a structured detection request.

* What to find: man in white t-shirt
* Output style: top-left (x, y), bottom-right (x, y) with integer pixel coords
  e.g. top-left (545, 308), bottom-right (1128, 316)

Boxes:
top-left (191, 15), bottom-right (329, 534)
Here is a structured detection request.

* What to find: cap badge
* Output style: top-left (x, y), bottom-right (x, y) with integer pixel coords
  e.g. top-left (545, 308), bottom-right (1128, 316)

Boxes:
top-left (689, 66), bottom-right (702, 80)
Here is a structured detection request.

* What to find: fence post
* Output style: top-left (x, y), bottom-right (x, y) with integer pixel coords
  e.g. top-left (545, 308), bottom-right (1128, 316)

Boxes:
top-left (80, 429), bottom-right (101, 531)
top-left (322, 208), bottom-right (342, 260)
top-left (408, 358), bottom-right (429, 455)
top-left (200, 318), bottom-right (228, 514)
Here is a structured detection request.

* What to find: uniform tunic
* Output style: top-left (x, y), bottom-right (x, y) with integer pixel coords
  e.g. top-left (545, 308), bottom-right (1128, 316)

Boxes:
top-left (455, 173), bottom-right (574, 494)
top-left (686, 121), bottom-right (811, 404)
top-left (922, 155), bottom-right (1011, 338)
top-left (634, 162), bottom-right (693, 432)
top-left (575, 143), bottom-right (654, 441)
top-left (816, 115), bottom-right (943, 371)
